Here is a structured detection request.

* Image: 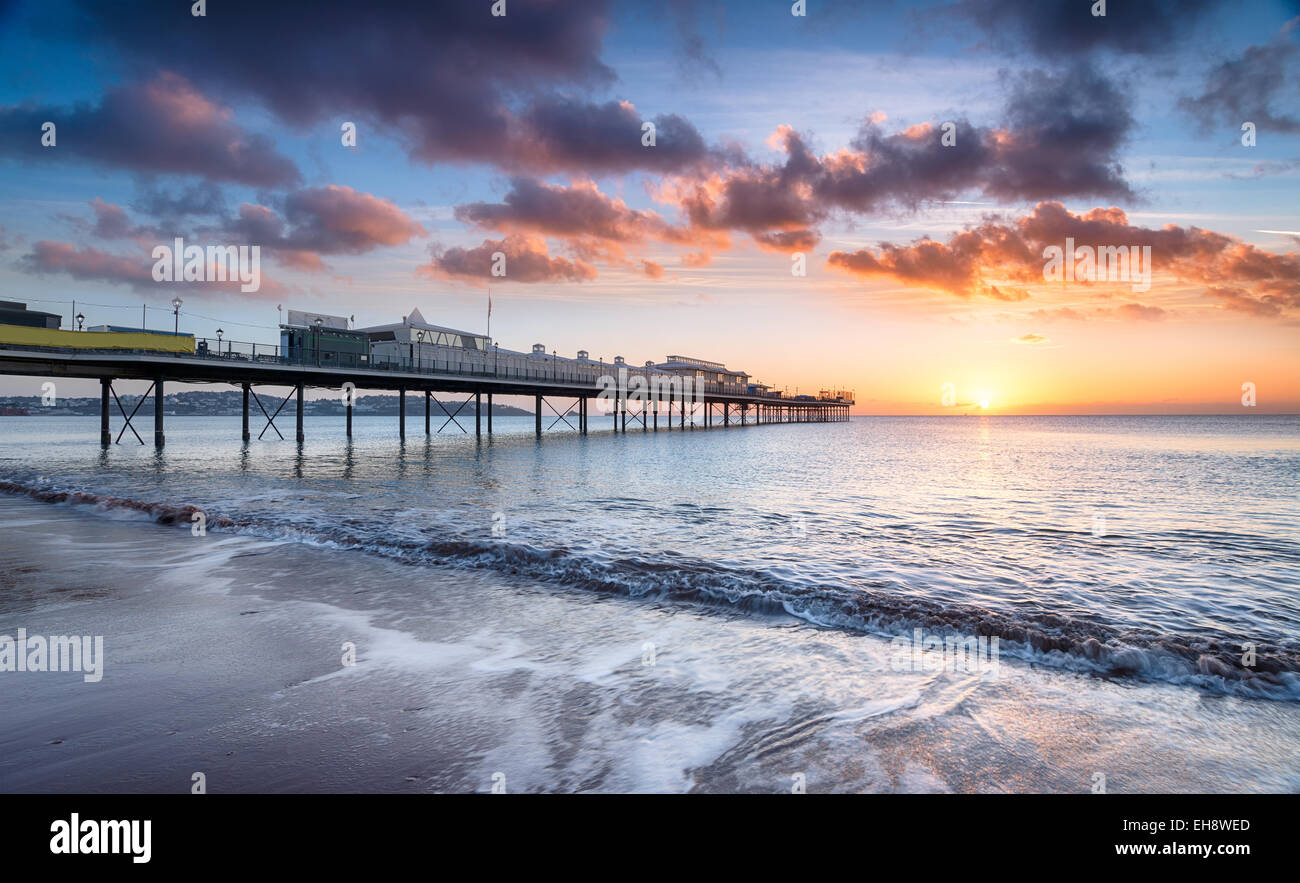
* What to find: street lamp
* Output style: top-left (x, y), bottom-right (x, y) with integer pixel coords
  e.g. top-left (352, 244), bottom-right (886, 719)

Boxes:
top-left (216, 328), bottom-right (223, 354)
top-left (552, 348), bottom-right (557, 380)
top-left (171, 297), bottom-right (183, 335)
top-left (75, 313), bottom-right (84, 331)
top-left (416, 329), bottom-right (425, 371)
top-left (314, 316), bottom-right (323, 367)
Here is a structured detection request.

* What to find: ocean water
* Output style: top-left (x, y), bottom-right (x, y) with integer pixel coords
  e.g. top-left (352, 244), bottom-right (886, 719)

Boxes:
top-left (1, 413), bottom-right (1299, 793)
top-left (2, 413), bottom-right (1298, 699)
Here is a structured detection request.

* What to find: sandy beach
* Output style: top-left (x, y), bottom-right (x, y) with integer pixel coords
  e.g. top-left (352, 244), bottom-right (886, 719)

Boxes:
top-left (3, 492), bottom-right (1298, 793)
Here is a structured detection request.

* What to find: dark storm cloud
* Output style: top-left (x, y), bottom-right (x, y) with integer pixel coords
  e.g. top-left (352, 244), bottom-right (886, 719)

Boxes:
top-left (514, 98), bottom-right (711, 174)
top-left (0, 73), bottom-right (301, 187)
top-left (945, 0), bottom-right (1221, 57)
top-left (1180, 37), bottom-right (1300, 134)
top-left (48, 0), bottom-right (709, 177)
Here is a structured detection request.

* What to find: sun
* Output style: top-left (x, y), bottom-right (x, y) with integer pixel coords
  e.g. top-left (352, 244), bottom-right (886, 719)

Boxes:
top-left (978, 397), bottom-right (991, 409)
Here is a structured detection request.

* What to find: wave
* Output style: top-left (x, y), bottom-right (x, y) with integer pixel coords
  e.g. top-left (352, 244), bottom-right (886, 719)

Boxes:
top-left (3, 477), bottom-right (1298, 702)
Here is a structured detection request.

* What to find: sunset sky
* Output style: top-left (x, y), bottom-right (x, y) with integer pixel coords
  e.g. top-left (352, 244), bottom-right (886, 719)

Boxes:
top-left (0, 0), bottom-right (1297, 413)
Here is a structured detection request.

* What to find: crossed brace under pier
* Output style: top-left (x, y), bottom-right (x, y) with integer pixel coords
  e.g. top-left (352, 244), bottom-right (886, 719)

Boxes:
top-left (95, 378), bottom-right (844, 449)
top-left (100, 378), bottom-right (165, 446)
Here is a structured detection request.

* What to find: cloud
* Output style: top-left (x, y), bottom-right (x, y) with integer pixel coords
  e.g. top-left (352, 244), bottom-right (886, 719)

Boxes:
top-left (945, 0), bottom-right (1221, 57)
top-left (1205, 285), bottom-right (1286, 317)
top-left (453, 177), bottom-right (725, 266)
top-left (642, 259), bottom-right (665, 278)
top-left (131, 180), bottom-right (228, 220)
top-left (1012, 332), bottom-right (1048, 344)
top-left (218, 185), bottom-right (426, 270)
top-left (665, 65), bottom-right (1135, 252)
top-left (825, 201), bottom-right (1300, 318)
top-left (1180, 36), bottom-right (1300, 134)
top-left (457, 178), bottom-right (671, 244)
top-left (509, 99), bottom-right (711, 174)
top-left (1028, 306), bottom-right (1089, 322)
top-left (0, 73), bottom-right (300, 187)
top-left (19, 241), bottom-right (152, 286)
top-left (16, 239), bottom-right (286, 297)
top-left (61, 198), bottom-right (160, 241)
top-left (421, 234), bottom-right (597, 284)
top-left (53, 0), bottom-right (713, 178)
top-left (1112, 303), bottom-right (1168, 321)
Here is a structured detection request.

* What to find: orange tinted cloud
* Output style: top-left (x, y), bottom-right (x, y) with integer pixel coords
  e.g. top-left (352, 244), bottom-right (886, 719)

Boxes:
top-left (827, 201), bottom-right (1300, 318)
top-left (421, 233), bottom-right (597, 284)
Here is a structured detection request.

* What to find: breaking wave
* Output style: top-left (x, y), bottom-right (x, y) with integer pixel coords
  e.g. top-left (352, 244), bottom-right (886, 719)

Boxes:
top-left (3, 477), bottom-right (1298, 702)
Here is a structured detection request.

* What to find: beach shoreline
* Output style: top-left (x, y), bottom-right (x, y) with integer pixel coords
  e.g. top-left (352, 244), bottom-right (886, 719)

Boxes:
top-left (3, 493), bottom-right (1299, 794)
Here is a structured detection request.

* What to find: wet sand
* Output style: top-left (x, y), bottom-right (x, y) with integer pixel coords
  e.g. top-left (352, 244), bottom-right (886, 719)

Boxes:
top-left (2, 494), bottom-right (1298, 793)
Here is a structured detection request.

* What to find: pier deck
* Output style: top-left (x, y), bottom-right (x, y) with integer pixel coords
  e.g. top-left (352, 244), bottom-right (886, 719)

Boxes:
top-left (0, 343), bottom-right (852, 446)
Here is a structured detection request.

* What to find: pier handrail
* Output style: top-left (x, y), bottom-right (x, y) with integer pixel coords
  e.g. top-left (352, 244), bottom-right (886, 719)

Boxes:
top-left (0, 337), bottom-right (853, 403)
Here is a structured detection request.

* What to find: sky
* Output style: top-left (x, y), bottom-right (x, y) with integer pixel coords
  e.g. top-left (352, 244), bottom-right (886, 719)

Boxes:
top-left (0, 0), bottom-right (1297, 413)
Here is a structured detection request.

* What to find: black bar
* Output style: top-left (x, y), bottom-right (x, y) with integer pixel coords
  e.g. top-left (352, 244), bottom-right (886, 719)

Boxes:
top-left (1, 794), bottom-right (1285, 871)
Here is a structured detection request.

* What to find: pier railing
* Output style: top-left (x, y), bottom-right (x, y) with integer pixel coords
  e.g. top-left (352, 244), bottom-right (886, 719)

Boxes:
top-left (2, 336), bottom-right (853, 404)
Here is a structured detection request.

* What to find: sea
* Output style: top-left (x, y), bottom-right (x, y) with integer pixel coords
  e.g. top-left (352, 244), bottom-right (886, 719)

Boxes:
top-left (1, 413), bottom-right (1297, 792)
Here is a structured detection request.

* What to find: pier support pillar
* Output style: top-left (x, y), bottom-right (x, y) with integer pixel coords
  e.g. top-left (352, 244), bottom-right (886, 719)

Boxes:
top-left (398, 388), bottom-right (405, 440)
top-left (241, 383), bottom-right (250, 442)
top-left (580, 397), bottom-right (587, 435)
top-left (487, 393), bottom-right (493, 434)
top-left (535, 395), bottom-right (542, 438)
top-left (653, 394), bottom-right (658, 431)
top-left (295, 382), bottom-right (304, 442)
top-left (100, 378), bottom-right (111, 446)
top-left (475, 392), bottom-right (482, 438)
top-left (153, 379), bottom-right (165, 448)
top-left (723, 402), bottom-right (729, 427)
top-left (346, 388), bottom-right (353, 438)
top-left (425, 391), bottom-right (431, 435)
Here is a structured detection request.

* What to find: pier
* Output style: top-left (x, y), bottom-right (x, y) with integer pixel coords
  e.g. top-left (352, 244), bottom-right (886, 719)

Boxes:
top-left (0, 308), bottom-right (852, 447)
